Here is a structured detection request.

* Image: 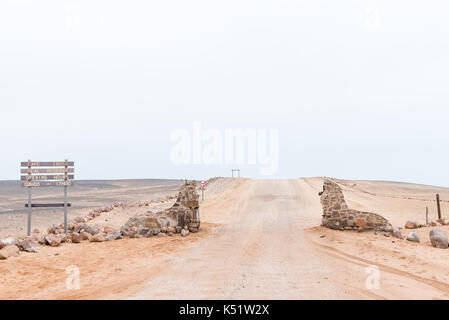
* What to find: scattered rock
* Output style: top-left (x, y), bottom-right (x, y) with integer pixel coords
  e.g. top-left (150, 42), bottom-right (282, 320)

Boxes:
top-left (0, 245), bottom-right (20, 259)
top-left (430, 229), bottom-right (448, 249)
top-left (32, 229), bottom-right (40, 234)
top-left (105, 232), bottom-right (122, 241)
top-left (34, 235), bottom-right (46, 245)
top-left (157, 232), bottom-right (167, 237)
top-left (83, 224), bottom-right (99, 236)
top-left (437, 218), bottom-right (448, 226)
top-left (320, 234), bottom-right (326, 238)
top-left (45, 234), bottom-right (62, 247)
top-left (90, 233), bottom-right (106, 242)
top-left (0, 237), bottom-right (17, 248)
top-left (47, 224), bottom-right (61, 234)
top-left (71, 232), bottom-right (82, 243)
top-left (181, 229), bottom-right (189, 237)
top-left (81, 231), bottom-right (93, 241)
top-left (18, 239), bottom-right (39, 253)
top-left (392, 227), bottom-right (403, 239)
top-left (406, 232), bottom-right (420, 243)
top-left (405, 221), bottom-right (419, 229)
top-left (73, 224), bottom-right (83, 234)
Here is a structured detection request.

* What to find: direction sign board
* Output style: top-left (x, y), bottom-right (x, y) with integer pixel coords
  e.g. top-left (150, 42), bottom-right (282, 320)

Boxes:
top-left (21, 168), bottom-right (74, 174)
top-left (21, 175), bottom-right (75, 181)
top-left (22, 181), bottom-right (74, 187)
top-left (21, 161), bottom-right (74, 167)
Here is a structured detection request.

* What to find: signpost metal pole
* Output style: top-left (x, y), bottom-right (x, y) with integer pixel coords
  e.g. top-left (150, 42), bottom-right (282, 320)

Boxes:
top-left (27, 186), bottom-right (32, 236)
top-left (27, 160), bottom-right (32, 236)
top-left (64, 160), bottom-right (68, 234)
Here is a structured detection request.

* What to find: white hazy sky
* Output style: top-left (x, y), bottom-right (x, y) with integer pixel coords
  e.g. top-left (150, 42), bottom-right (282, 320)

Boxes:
top-left (1, 1), bottom-right (449, 185)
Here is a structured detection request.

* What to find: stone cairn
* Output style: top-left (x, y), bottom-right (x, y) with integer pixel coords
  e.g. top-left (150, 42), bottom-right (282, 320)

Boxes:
top-left (120, 181), bottom-right (200, 238)
top-left (319, 179), bottom-right (392, 232)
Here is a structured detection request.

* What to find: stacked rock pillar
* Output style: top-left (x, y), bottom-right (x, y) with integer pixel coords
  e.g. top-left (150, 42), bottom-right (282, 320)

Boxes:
top-left (174, 181), bottom-right (201, 232)
top-left (319, 179), bottom-right (392, 232)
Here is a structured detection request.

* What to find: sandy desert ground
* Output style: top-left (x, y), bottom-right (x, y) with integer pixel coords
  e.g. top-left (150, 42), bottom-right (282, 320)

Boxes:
top-left (2, 177), bottom-right (449, 299)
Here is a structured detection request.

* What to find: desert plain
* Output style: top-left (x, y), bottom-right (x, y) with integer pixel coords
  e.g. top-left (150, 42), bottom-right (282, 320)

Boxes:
top-left (1, 177), bottom-right (449, 299)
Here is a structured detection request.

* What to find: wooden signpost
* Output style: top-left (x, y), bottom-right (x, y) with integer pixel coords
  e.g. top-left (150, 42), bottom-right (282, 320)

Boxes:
top-left (21, 160), bottom-right (74, 236)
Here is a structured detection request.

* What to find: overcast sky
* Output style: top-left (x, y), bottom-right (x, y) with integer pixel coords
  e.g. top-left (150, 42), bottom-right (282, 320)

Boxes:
top-left (1, 1), bottom-right (449, 186)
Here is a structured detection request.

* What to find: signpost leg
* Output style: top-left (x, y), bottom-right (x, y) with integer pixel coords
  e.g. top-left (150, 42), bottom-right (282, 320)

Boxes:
top-left (64, 186), bottom-right (67, 234)
top-left (27, 186), bottom-right (32, 236)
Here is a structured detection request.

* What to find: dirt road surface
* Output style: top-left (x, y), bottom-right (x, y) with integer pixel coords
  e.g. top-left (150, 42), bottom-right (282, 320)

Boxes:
top-left (3, 178), bottom-right (449, 299)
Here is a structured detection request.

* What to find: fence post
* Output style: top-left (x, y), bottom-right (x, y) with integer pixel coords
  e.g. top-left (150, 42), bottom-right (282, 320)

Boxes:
top-left (437, 194), bottom-right (442, 220)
